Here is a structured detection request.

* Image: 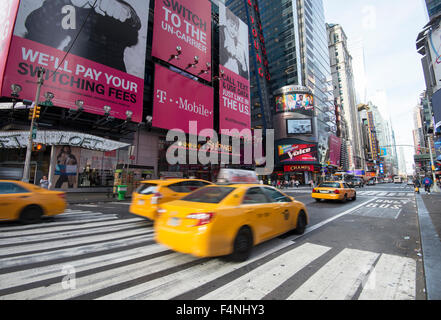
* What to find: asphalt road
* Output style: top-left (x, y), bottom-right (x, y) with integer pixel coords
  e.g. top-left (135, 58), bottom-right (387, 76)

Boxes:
top-left (0, 183), bottom-right (427, 300)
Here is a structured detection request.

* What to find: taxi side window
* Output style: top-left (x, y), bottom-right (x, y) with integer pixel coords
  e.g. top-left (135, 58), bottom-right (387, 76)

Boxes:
top-left (262, 187), bottom-right (292, 203)
top-left (242, 187), bottom-right (270, 205)
top-left (187, 181), bottom-right (210, 192)
top-left (343, 183), bottom-right (349, 189)
top-left (0, 182), bottom-right (30, 194)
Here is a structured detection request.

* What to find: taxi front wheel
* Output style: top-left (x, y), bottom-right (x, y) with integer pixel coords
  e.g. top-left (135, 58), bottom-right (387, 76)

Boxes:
top-left (230, 227), bottom-right (253, 262)
top-left (20, 206), bottom-right (43, 224)
top-left (294, 211), bottom-right (307, 235)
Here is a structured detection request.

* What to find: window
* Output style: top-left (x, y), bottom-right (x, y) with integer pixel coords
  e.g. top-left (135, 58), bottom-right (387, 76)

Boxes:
top-left (136, 183), bottom-right (158, 195)
top-left (168, 181), bottom-right (209, 193)
top-left (0, 182), bottom-right (30, 194)
top-left (182, 187), bottom-right (234, 204)
top-left (262, 187), bottom-right (292, 203)
top-left (242, 188), bottom-right (270, 205)
top-left (318, 182), bottom-right (340, 188)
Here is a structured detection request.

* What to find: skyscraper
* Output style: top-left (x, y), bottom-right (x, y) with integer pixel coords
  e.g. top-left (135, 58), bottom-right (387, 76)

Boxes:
top-left (327, 23), bottom-right (365, 170)
top-left (226, 0), bottom-right (336, 183)
top-left (426, 0), bottom-right (441, 20)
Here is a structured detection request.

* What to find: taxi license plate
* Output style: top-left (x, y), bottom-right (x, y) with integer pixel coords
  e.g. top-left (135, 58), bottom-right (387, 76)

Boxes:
top-left (138, 199), bottom-right (145, 205)
top-left (320, 190), bottom-right (330, 194)
top-left (168, 217), bottom-right (180, 227)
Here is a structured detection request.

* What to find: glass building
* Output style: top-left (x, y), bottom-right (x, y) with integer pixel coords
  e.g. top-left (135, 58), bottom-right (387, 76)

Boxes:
top-left (226, 0), bottom-right (336, 183)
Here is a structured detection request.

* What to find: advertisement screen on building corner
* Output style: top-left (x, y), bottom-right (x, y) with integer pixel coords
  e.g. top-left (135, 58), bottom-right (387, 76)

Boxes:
top-left (218, 3), bottom-right (251, 134)
top-left (0, 0), bottom-right (19, 93)
top-left (152, 0), bottom-right (212, 82)
top-left (1, 0), bottom-right (150, 123)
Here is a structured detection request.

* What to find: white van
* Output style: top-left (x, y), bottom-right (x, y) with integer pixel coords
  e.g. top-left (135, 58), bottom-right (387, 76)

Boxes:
top-left (393, 176), bottom-right (402, 184)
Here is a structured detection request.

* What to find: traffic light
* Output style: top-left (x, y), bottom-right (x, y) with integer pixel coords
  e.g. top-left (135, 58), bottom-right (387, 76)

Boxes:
top-left (32, 143), bottom-right (44, 152)
top-left (28, 107), bottom-right (34, 120)
top-left (34, 106), bottom-right (41, 119)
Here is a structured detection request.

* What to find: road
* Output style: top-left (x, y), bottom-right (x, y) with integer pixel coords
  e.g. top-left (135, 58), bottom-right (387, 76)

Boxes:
top-left (0, 183), bottom-right (426, 300)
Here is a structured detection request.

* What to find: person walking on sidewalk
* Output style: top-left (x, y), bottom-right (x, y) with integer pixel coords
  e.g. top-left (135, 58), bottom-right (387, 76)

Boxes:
top-left (39, 175), bottom-right (50, 189)
top-left (423, 176), bottom-right (433, 195)
top-left (414, 178), bottom-right (421, 194)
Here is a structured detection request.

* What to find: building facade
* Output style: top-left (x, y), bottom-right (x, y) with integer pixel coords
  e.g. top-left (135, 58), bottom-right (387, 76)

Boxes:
top-left (327, 23), bottom-right (365, 171)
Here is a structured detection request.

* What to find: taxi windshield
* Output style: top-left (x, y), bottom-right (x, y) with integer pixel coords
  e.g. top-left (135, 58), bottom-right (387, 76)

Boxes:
top-left (319, 182), bottom-right (341, 188)
top-left (182, 187), bottom-right (235, 204)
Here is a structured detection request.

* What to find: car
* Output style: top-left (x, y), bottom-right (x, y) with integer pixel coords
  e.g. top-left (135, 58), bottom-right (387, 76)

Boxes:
top-left (154, 173), bottom-right (309, 262)
top-left (0, 180), bottom-right (66, 224)
top-left (129, 178), bottom-right (213, 221)
top-left (407, 179), bottom-right (414, 185)
top-left (312, 181), bottom-right (356, 203)
top-left (367, 179), bottom-right (375, 186)
top-left (350, 177), bottom-right (364, 188)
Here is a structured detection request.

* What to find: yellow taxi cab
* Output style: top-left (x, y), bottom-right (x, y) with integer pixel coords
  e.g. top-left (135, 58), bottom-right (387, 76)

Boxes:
top-left (154, 170), bottom-right (309, 262)
top-left (312, 181), bottom-right (356, 203)
top-left (0, 180), bottom-right (66, 224)
top-left (129, 178), bottom-right (213, 221)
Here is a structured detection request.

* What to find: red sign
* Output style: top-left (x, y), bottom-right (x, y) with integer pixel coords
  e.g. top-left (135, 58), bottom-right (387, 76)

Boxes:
top-left (0, 0), bottom-right (19, 93)
top-left (152, 0), bottom-right (211, 81)
top-left (1, 0), bottom-right (150, 123)
top-left (152, 64), bottom-right (213, 134)
top-left (328, 135), bottom-right (342, 166)
top-left (284, 165), bottom-right (315, 172)
top-left (219, 67), bottom-right (251, 133)
top-left (278, 144), bottom-right (318, 163)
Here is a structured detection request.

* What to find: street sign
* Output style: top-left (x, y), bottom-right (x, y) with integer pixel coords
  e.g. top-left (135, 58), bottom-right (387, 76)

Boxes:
top-left (31, 124), bottom-right (37, 139)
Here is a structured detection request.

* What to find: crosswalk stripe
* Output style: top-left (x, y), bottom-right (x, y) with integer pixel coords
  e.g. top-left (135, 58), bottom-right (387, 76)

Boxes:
top-left (287, 248), bottom-right (379, 300)
top-left (358, 254), bottom-right (416, 300)
top-left (0, 234), bottom-right (153, 270)
top-left (0, 221), bottom-right (151, 246)
top-left (1, 251), bottom-right (198, 300)
top-left (0, 243), bottom-right (168, 291)
top-left (0, 228), bottom-right (153, 257)
top-left (0, 217), bottom-right (148, 238)
top-left (198, 243), bottom-right (331, 300)
top-left (96, 238), bottom-right (299, 300)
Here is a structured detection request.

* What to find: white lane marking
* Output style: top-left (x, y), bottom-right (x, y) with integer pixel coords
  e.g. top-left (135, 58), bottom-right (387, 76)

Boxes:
top-left (0, 221), bottom-right (150, 245)
top-left (98, 238), bottom-right (301, 300)
top-left (0, 228), bottom-right (153, 257)
top-left (287, 248), bottom-right (379, 300)
top-left (1, 252), bottom-right (198, 300)
top-left (0, 217), bottom-right (147, 238)
top-left (358, 254), bottom-right (416, 300)
top-left (198, 243), bottom-right (331, 300)
top-left (0, 243), bottom-right (167, 290)
top-left (0, 234), bottom-right (152, 270)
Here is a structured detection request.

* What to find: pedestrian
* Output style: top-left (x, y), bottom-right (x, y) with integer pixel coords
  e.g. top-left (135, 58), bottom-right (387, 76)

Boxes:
top-left (40, 175), bottom-right (50, 189)
top-left (284, 180), bottom-right (289, 189)
top-left (414, 179), bottom-right (421, 194)
top-left (422, 176), bottom-right (433, 195)
top-left (310, 180), bottom-right (314, 189)
top-left (277, 180), bottom-right (281, 189)
top-left (296, 180), bottom-right (300, 188)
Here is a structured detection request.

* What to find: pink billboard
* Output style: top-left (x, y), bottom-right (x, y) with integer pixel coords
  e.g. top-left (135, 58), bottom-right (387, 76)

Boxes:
top-left (0, 0), bottom-right (19, 93)
top-left (218, 3), bottom-right (250, 133)
top-left (0, 0), bottom-right (150, 123)
top-left (152, 0), bottom-right (212, 82)
top-left (152, 64), bottom-right (213, 133)
top-left (329, 134), bottom-right (342, 166)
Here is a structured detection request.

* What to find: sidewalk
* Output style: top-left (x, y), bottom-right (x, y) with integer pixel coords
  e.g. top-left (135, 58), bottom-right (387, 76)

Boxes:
top-left (66, 192), bottom-right (132, 204)
top-left (416, 192), bottom-right (441, 300)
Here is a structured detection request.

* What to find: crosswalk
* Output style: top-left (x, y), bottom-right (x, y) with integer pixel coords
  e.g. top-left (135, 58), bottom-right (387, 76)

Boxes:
top-left (287, 189), bottom-right (415, 197)
top-left (0, 209), bottom-right (417, 300)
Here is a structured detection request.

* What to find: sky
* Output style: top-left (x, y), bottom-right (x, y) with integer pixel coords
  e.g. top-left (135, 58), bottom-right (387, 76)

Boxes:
top-left (323, 0), bottom-right (429, 174)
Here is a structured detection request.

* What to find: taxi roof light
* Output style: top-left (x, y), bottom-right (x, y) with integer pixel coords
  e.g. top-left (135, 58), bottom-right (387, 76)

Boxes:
top-left (187, 212), bottom-right (215, 226)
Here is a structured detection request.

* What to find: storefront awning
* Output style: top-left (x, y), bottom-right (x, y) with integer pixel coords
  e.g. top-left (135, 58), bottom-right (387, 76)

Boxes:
top-left (0, 131), bottom-right (130, 151)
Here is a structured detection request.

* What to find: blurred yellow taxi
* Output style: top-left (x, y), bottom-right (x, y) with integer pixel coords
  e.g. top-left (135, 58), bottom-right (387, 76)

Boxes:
top-left (154, 170), bottom-right (309, 262)
top-left (312, 181), bottom-right (356, 203)
top-left (129, 179), bottom-right (213, 221)
top-left (0, 180), bottom-right (66, 223)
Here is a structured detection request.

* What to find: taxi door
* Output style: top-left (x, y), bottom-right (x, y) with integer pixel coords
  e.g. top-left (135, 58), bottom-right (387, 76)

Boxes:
top-left (0, 182), bottom-right (32, 220)
top-left (240, 187), bottom-right (276, 243)
top-left (261, 187), bottom-right (295, 235)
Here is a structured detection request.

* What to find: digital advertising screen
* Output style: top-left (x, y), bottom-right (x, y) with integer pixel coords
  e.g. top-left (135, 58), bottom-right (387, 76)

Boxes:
top-left (1, 0), bottom-right (150, 123)
top-left (275, 92), bottom-right (314, 112)
top-left (152, 64), bottom-right (213, 134)
top-left (278, 143), bottom-right (318, 163)
top-left (218, 2), bottom-right (250, 133)
top-left (152, 0), bottom-right (212, 82)
top-left (286, 119), bottom-right (313, 135)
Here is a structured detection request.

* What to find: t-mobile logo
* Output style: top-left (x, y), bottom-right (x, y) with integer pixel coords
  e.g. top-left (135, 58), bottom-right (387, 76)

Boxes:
top-left (156, 89), bottom-right (167, 104)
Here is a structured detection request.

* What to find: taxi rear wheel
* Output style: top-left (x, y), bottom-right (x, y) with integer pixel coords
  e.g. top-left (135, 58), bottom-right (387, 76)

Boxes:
top-left (294, 211), bottom-right (307, 235)
top-left (20, 206), bottom-right (43, 224)
top-left (231, 227), bottom-right (253, 262)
